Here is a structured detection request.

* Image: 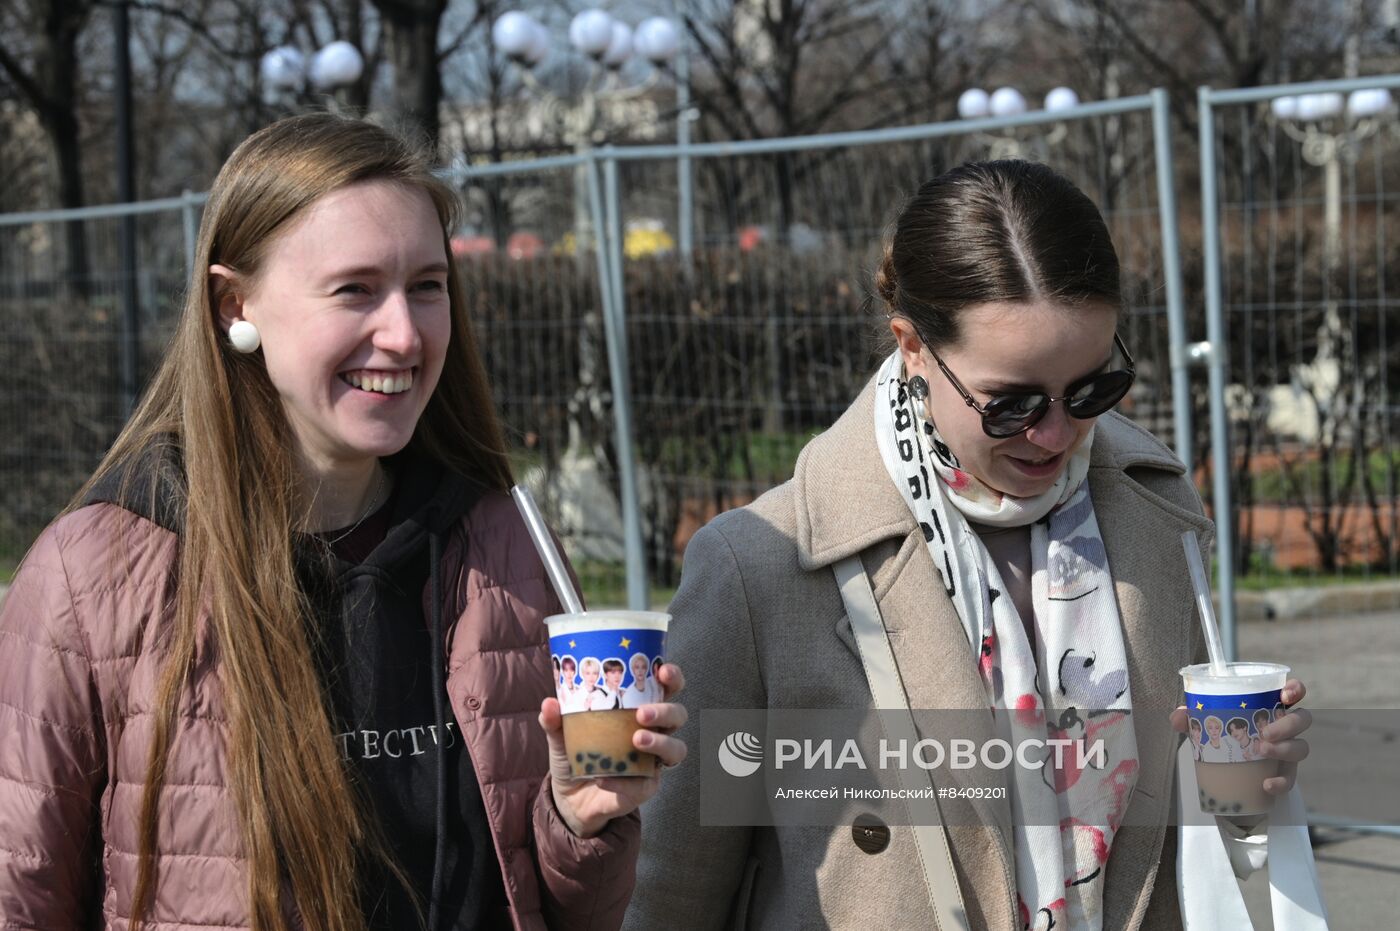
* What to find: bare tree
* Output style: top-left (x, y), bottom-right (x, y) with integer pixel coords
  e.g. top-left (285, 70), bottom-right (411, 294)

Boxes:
top-left (0, 0), bottom-right (99, 296)
top-left (370, 0), bottom-right (450, 150)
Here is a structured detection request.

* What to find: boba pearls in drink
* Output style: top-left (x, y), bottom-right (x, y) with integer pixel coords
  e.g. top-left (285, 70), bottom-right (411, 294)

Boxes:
top-left (548, 610), bottom-right (670, 778)
top-left (1180, 662), bottom-right (1290, 816)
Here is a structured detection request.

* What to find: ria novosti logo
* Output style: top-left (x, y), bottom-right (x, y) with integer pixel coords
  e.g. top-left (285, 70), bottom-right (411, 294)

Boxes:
top-left (717, 731), bottom-right (764, 777)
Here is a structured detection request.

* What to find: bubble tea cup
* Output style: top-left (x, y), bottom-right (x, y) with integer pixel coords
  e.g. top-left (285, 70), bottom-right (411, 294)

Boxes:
top-left (548, 610), bottom-right (670, 778)
top-left (1180, 661), bottom-right (1290, 816)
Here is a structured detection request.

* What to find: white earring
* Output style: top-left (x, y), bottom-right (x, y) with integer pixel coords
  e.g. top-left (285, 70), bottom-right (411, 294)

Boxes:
top-left (228, 320), bottom-right (261, 353)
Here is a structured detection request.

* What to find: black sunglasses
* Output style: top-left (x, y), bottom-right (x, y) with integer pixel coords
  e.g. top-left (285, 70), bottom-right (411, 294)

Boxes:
top-left (922, 332), bottom-right (1136, 438)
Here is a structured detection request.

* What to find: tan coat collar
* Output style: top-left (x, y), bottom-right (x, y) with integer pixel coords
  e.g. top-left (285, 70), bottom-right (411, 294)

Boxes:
top-left (793, 372), bottom-right (1186, 571)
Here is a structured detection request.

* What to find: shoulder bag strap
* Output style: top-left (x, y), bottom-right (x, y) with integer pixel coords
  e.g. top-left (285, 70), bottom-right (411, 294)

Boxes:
top-left (833, 554), bottom-right (970, 931)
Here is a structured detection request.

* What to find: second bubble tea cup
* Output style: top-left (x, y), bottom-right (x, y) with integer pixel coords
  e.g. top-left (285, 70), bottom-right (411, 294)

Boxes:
top-left (548, 610), bottom-right (670, 778)
top-left (1180, 661), bottom-right (1290, 816)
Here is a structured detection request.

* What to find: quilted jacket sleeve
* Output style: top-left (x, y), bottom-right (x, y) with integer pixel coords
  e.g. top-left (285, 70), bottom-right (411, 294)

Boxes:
top-left (531, 776), bottom-right (641, 929)
top-left (0, 521), bottom-right (105, 929)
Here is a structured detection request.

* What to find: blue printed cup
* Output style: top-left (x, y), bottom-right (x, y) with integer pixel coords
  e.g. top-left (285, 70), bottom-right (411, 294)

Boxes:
top-left (547, 610), bottom-right (670, 778)
top-left (1180, 662), bottom-right (1290, 815)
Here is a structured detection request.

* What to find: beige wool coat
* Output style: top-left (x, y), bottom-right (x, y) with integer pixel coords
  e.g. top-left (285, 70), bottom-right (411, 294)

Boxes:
top-left (626, 374), bottom-right (1214, 931)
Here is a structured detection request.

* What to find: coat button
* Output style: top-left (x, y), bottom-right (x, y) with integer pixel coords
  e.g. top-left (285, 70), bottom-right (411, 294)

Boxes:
top-left (466, 696), bottom-right (482, 711)
top-left (852, 814), bottom-right (890, 854)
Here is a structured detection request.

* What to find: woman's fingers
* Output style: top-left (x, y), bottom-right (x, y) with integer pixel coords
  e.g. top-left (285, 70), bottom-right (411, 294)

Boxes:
top-left (538, 698), bottom-right (578, 783)
top-left (657, 662), bottom-right (686, 701)
top-left (635, 700), bottom-right (689, 767)
top-left (1256, 735), bottom-right (1310, 764)
top-left (1170, 706), bottom-right (1188, 733)
top-left (1281, 678), bottom-right (1306, 707)
top-left (1265, 760), bottom-right (1298, 795)
top-left (1264, 706), bottom-right (1312, 742)
top-left (636, 700), bottom-right (688, 732)
top-left (634, 728), bottom-right (688, 767)
top-left (538, 696), bottom-right (564, 733)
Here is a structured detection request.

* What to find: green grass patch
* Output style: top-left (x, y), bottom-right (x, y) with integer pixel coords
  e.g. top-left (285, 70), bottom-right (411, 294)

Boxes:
top-left (650, 429), bottom-right (817, 483)
top-left (574, 560), bottom-right (679, 609)
top-left (1234, 566), bottom-right (1394, 591)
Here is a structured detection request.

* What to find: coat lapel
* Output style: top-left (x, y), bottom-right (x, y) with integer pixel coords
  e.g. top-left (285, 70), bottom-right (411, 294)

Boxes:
top-left (795, 375), bottom-right (1019, 924)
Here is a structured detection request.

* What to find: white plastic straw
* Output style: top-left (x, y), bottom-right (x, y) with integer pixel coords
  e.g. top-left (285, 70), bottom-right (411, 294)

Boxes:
top-left (1181, 530), bottom-right (1227, 675)
top-left (511, 485), bottom-right (585, 615)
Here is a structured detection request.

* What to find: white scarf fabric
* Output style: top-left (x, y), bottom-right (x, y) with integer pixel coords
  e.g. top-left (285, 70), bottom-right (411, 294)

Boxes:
top-left (1175, 742), bottom-right (1331, 929)
top-left (874, 352), bottom-right (1139, 931)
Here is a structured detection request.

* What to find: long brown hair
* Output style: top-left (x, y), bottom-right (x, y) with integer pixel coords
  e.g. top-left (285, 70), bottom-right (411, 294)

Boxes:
top-left (874, 160), bottom-right (1122, 348)
top-left (71, 113), bottom-right (514, 930)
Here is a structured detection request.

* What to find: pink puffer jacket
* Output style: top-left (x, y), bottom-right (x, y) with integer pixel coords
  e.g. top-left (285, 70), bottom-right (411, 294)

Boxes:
top-left (0, 489), bottom-right (638, 930)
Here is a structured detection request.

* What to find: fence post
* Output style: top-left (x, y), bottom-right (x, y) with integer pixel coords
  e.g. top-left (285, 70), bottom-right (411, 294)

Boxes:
top-left (1197, 85), bottom-right (1238, 660)
top-left (588, 150), bottom-right (649, 609)
top-left (666, 0), bottom-right (694, 266)
top-left (181, 190), bottom-right (199, 284)
top-left (1151, 89), bottom-right (1193, 474)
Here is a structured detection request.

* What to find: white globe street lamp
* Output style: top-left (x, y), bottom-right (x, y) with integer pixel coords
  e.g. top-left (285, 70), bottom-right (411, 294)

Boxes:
top-left (1347, 87), bottom-right (1393, 119)
top-left (1268, 88), bottom-right (1395, 267)
top-left (260, 41), bottom-right (362, 97)
top-left (525, 21), bottom-right (551, 66)
top-left (493, 11), bottom-right (540, 61)
top-left (1293, 92), bottom-right (1344, 122)
top-left (988, 87), bottom-right (1027, 118)
top-left (956, 88), bottom-right (990, 120)
top-left (569, 9), bottom-right (615, 58)
top-left (1044, 86), bottom-right (1080, 113)
top-left (1270, 95), bottom-right (1299, 120)
top-left (602, 21), bottom-right (633, 69)
top-left (634, 16), bottom-right (679, 64)
top-left (310, 41), bottom-right (364, 89)
top-left (260, 46), bottom-right (305, 91)
top-left (493, 9), bottom-right (694, 263)
top-left (956, 84), bottom-right (1081, 160)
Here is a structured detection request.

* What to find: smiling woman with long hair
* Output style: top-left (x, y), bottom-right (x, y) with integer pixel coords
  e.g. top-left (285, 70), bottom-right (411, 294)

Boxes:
top-left (0, 113), bottom-right (686, 931)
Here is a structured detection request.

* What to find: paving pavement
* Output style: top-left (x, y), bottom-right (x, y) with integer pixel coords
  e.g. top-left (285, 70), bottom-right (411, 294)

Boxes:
top-left (1234, 610), bottom-right (1400, 928)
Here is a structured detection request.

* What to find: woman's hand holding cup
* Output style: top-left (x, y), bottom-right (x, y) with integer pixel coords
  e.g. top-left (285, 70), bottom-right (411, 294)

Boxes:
top-left (1171, 676), bottom-right (1311, 798)
top-left (539, 662), bottom-right (688, 838)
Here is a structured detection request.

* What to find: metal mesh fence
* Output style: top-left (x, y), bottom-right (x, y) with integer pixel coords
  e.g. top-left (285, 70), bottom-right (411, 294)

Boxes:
top-left (0, 205), bottom-right (190, 568)
top-left (0, 101), bottom-right (1186, 610)
top-left (1205, 95), bottom-right (1400, 603)
top-left (453, 163), bottom-right (633, 602)
top-left (606, 105), bottom-right (1177, 597)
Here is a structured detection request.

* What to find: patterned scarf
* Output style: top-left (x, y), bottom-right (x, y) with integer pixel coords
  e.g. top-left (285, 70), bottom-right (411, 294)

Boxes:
top-left (873, 352), bottom-right (1139, 931)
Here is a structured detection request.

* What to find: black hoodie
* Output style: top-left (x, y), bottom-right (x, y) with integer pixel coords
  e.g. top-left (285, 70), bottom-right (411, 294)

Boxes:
top-left (85, 444), bottom-right (508, 929)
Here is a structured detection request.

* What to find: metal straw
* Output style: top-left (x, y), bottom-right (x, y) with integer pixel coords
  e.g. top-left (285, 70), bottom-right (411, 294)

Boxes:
top-left (511, 485), bottom-right (584, 615)
top-left (1181, 530), bottom-right (1227, 674)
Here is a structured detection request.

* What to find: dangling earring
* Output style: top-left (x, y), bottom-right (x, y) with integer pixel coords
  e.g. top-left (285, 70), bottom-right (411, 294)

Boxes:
top-left (908, 374), bottom-right (930, 424)
top-left (228, 320), bottom-right (261, 353)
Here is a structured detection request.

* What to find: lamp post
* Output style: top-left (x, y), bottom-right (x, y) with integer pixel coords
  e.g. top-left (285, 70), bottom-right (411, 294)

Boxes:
top-left (956, 85), bottom-right (1082, 161)
top-left (1269, 89), bottom-right (1393, 268)
top-left (492, 8), bottom-right (691, 260)
top-left (259, 40), bottom-right (365, 105)
top-left (1267, 88), bottom-right (1394, 453)
top-left (493, 8), bottom-right (688, 609)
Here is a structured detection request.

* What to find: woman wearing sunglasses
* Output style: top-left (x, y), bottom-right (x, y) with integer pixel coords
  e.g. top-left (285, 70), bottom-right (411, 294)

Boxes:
top-left (625, 160), bottom-right (1313, 930)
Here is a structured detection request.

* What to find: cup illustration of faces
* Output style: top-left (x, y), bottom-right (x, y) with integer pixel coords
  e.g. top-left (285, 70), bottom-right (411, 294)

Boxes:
top-left (1189, 703), bottom-right (1274, 763)
top-left (554, 650), bottom-right (665, 713)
